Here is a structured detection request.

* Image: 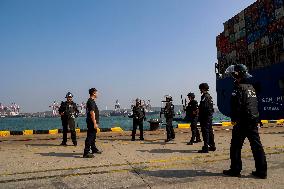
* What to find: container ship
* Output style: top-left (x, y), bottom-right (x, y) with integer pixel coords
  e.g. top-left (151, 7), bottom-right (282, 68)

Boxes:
top-left (215, 0), bottom-right (284, 120)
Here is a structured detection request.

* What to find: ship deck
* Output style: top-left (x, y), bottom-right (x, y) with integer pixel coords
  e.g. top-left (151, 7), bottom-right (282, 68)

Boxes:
top-left (0, 124), bottom-right (284, 189)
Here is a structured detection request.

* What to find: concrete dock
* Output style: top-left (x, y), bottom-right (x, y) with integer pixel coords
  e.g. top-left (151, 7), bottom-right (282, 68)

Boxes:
top-left (0, 124), bottom-right (283, 189)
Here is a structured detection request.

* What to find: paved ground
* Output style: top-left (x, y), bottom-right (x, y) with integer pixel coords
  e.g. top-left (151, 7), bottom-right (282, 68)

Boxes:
top-left (0, 124), bottom-right (283, 189)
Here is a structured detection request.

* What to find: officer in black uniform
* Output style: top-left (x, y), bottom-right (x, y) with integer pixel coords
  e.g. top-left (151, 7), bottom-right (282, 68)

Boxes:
top-left (223, 64), bottom-right (267, 179)
top-left (198, 83), bottom-right (216, 153)
top-left (129, 98), bottom-right (146, 141)
top-left (164, 96), bottom-right (175, 142)
top-left (184, 92), bottom-right (201, 145)
top-left (58, 92), bottom-right (79, 146)
top-left (83, 88), bottom-right (102, 158)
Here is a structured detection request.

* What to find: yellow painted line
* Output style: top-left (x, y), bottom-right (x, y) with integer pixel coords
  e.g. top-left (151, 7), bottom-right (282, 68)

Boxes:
top-left (0, 131), bottom-right (10, 137)
top-left (111, 127), bottom-right (123, 132)
top-left (178, 124), bottom-right (190, 129)
top-left (48, 129), bottom-right (58, 135)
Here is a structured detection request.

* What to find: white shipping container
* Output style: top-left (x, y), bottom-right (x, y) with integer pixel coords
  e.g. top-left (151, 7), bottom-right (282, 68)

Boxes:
top-left (261, 36), bottom-right (270, 47)
top-left (235, 32), bottom-right (241, 40)
top-left (217, 51), bottom-right (222, 58)
top-left (248, 42), bottom-right (255, 53)
top-left (234, 23), bottom-right (240, 33)
top-left (239, 20), bottom-right (245, 29)
top-left (239, 10), bottom-right (245, 21)
top-left (275, 7), bottom-right (284, 20)
top-left (225, 29), bottom-right (229, 37)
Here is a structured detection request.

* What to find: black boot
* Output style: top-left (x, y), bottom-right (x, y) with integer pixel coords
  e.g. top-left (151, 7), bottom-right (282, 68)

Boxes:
top-left (251, 171), bottom-right (267, 179)
top-left (223, 169), bottom-right (241, 177)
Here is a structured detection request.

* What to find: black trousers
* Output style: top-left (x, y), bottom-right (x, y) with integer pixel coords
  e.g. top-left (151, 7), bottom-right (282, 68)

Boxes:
top-left (62, 119), bottom-right (77, 143)
top-left (189, 117), bottom-right (201, 142)
top-left (84, 125), bottom-right (98, 154)
top-left (166, 118), bottom-right (175, 140)
top-left (132, 120), bottom-right (144, 139)
top-left (230, 122), bottom-right (267, 174)
top-left (200, 116), bottom-right (215, 150)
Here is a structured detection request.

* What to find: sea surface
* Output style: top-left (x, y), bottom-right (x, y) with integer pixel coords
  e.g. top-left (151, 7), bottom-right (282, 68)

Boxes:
top-left (0, 113), bottom-right (230, 131)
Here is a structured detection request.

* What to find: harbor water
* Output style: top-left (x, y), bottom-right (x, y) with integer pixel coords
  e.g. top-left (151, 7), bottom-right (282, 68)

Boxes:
top-left (0, 112), bottom-right (230, 131)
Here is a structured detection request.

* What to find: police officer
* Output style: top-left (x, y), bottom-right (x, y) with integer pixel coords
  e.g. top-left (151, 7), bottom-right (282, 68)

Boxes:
top-left (164, 96), bottom-right (175, 142)
top-left (184, 92), bottom-right (201, 145)
top-left (129, 98), bottom-right (146, 141)
top-left (198, 83), bottom-right (216, 153)
top-left (58, 92), bottom-right (79, 146)
top-left (83, 88), bottom-right (102, 158)
top-left (223, 64), bottom-right (267, 179)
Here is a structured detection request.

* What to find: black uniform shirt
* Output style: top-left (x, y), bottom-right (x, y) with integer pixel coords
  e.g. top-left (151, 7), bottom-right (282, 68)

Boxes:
top-left (185, 100), bottom-right (198, 120)
top-left (58, 101), bottom-right (78, 120)
top-left (86, 98), bottom-right (99, 124)
top-left (130, 105), bottom-right (145, 121)
top-left (230, 80), bottom-right (259, 123)
top-left (199, 92), bottom-right (214, 118)
top-left (164, 102), bottom-right (175, 119)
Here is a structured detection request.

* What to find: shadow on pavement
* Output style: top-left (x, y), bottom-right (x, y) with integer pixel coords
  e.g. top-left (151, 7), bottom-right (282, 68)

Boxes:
top-left (138, 169), bottom-right (223, 178)
top-left (36, 152), bottom-right (82, 158)
top-left (25, 143), bottom-right (63, 147)
top-left (137, 149), bottom-right (198, 154)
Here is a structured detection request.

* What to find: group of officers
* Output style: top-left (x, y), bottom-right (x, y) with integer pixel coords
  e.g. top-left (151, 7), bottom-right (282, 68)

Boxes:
top-left (58, 64), bottom-right (267, 179)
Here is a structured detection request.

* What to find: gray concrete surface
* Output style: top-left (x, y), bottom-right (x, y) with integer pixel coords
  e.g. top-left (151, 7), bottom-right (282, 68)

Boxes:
top-left (0, 124), bottom-right (283, 189)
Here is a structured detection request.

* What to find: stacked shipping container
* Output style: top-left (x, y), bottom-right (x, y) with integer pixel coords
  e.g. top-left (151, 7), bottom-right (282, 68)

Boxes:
top-left (216, 0), bottom-right (284, 76)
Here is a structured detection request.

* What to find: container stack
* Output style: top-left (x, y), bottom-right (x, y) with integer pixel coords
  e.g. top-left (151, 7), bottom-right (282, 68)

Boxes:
top-left (216, 0), bottom-right (284, 76)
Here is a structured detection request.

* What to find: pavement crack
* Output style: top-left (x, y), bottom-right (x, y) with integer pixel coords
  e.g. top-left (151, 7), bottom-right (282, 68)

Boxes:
top-left (112, 143), bottom-right (152, 189)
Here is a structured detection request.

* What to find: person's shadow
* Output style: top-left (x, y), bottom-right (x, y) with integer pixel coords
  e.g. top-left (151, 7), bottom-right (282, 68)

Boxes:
top-left (137, 149), bottom-right (198, 154)
top-left (25, 143), bottom-right (61, 147)
top-left (139, 169), bottom-right (223, 179)
top-left (36, 152), bottom-right (82, 158)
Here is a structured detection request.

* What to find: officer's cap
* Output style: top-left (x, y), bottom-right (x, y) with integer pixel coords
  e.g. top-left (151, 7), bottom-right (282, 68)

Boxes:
top-left (65, 92), bottom-right (73, 98)
top-left (89, 88), bottom-right (97, 95)
top-left (187, 92), bottom-right (195, 98)
top-left (199, 83), bottom-right (209, 91)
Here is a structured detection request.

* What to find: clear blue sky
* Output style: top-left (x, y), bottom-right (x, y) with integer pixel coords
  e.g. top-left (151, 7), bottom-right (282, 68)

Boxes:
top-left (0, 0), bottom-right (255, 112)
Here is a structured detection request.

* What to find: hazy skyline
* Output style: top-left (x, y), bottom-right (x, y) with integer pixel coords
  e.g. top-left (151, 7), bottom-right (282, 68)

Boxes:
top-left (0, 0), bottom-right (256, 112)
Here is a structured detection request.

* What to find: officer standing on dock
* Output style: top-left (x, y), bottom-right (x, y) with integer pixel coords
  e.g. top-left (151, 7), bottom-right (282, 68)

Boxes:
top-left (198, 83), bottom-right (216, 153)
top-left (83, 88), bottom-right (102, 158)
top-left (164, 95), bottom-right (175, 142)
top-left (223, 64), bottom-right (267, 179)
top-left (184, 92), bottom-right (201, 145)
top-left (58, 92), bottom-right (79, 146)
top-left (129, 98), bottom-right (146, 141)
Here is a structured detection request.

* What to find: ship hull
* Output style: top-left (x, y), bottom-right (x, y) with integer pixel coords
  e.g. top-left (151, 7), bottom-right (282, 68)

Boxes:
top-left (216, 61), bottom-right (284, 120)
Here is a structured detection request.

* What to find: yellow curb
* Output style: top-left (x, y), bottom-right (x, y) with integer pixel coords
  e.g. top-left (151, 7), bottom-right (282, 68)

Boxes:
top-left (276, 119), bottom-right (284, 124)
top-left (177, 124), bottom-right (190, 129)
top-left (111, 127), bottom-right (123, 132)
top-left (75, 128), bottom-right (80, 133)
top-left (49, 129), bottom-right (58, 135)
top-left (23, 130), bottom-right (33, 135)
top-left (261, 120), bottom-right (269, 124)
top-left (0, 131), bottom-right (10, 137)
top-left (222, 122), bottom-right (233, 127)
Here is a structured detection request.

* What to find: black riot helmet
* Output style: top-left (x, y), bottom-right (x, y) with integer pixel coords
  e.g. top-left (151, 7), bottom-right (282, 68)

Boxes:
top-left (65, 92), bottom-right (73, 98)
top-left (187, 92), bottom-right (195, 99)
top-left (165, 95), bottom-right (173, 102)
top-left (225, 64), bottom-right (252, 79)
top-left (199, 83), bottom-right (209, 91)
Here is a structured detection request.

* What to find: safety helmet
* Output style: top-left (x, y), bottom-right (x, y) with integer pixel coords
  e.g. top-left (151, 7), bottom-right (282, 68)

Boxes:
top-left (164, 95), bottom-right (173, 102)
top-left (199, 83), bottom-right (209, 91)
top-left (225, 64), bottom-right (252, 79)
top-left (187, 92), bottom-right (195, 99)
top-left (65, 92), bottom-right (73, 98)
